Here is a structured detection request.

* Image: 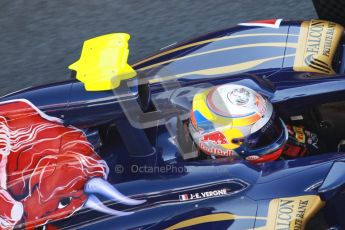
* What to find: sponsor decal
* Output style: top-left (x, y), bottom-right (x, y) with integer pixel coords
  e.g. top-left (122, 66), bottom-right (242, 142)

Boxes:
top-left (290, 115), bottom-right (303, 121)
top-left (238, 19), bottom-right (283, 29)
top-left (245, 155), bottom-right (260, 161)
top-left (202, 131), bottom-right (228, 145)
top-left (199, 141), bottom-right (235, 157)
top-left (179, 189), bottom-right (228, 201)
top-left (198, 131), bottom-right (236, 157)
top-left (261, 118), bottom-right (273, 132)
top-left (265, 195), bottom-right (324, 230)
top-left (294, 20), bottom-right (344, 74)
top-left (293, 126), bottom-right (306, 143)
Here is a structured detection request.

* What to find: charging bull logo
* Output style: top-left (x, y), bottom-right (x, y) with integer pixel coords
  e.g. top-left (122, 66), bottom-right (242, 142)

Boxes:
top-left (199, 131), bottom-right (235, 157)
top-left (0, 99), bottom-right (144, 229)
top-left (202, 131), bottom-right (228, 145)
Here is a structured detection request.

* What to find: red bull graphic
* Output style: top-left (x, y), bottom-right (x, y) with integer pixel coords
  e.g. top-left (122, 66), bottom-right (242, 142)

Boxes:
top-left (0, 99), bottom-right (144, 229)
top-left (199, 131), bottom-right (235, 157)
top-left (202, 131), bottom-right (228, 145)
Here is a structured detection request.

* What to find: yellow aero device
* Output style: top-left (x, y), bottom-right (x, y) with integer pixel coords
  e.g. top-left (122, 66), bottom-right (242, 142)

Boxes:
top-left (69, 33), bottom-right (137, 91)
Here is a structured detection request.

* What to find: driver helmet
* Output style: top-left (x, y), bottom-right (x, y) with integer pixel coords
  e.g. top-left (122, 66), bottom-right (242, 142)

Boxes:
top-left (189, 84), bottom-right (288, 163)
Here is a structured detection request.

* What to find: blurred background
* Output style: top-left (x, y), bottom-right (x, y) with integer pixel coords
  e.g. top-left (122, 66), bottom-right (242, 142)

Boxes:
top-left (0, 0), bottom-right (317, 95)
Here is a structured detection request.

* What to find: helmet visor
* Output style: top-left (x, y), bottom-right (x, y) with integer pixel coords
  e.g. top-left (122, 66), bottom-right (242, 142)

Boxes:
top-left (241, 112), bottom-right (286, 154)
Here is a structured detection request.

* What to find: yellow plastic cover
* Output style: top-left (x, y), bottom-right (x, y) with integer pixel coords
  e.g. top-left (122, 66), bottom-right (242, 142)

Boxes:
top-left (69, 33), bottom-right (137, 91)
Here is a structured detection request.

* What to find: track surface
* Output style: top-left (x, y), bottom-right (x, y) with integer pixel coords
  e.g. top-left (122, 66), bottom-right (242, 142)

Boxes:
top-left (0, 0), bottom-right (316, 95)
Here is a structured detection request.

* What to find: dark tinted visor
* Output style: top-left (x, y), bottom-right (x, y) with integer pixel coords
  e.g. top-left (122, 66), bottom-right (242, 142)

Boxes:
top-left (243, 112), bottom-right (283, 150)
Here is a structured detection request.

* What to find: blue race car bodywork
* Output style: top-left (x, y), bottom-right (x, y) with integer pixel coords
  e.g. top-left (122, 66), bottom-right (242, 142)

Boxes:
top-left (1, 19), bottom-right (345, 229)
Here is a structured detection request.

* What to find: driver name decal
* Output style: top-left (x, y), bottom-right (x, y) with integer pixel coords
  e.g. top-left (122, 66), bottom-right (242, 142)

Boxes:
top-left (294, 20), bottom-right (344, 74)
top-left (179, 189), bottom-right (228, 201)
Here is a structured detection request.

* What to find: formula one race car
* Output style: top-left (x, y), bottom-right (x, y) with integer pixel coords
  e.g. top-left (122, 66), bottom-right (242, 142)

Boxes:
top-left (3, 13), bottom-right (345, 230)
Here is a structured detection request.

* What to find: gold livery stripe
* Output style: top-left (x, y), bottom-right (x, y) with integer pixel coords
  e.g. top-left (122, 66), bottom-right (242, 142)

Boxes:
top-left (149, 53), bottom-right (295, 84)
top-left (133, 33), bottom-right (299, 67)
top-left (164, 213), bottom-right (266, 230)
top-left (138, 42), bottom-right (297, 71)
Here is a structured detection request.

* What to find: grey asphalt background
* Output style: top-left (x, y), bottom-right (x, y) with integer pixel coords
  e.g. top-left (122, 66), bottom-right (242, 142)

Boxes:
top-left (0, 0), bottom-right (317, 96)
